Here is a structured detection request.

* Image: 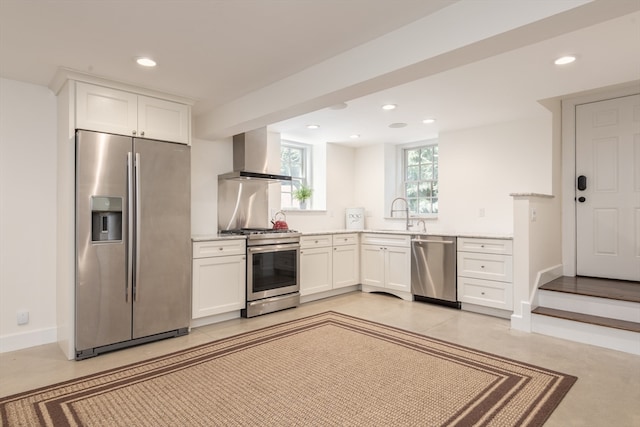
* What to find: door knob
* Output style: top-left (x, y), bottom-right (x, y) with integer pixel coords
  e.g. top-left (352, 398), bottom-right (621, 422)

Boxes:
top-left (578, 197), bottom-right (586, 203)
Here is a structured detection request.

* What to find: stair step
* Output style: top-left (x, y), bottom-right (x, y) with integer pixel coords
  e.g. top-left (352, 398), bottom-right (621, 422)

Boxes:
top-left (540, 276), bottom-right (640, 303)
top-left (532, 306), bottom-right (640, 333)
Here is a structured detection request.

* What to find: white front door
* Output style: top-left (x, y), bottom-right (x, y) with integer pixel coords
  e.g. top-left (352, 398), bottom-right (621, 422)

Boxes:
top-left (576, 94), bottom-right (640, 281)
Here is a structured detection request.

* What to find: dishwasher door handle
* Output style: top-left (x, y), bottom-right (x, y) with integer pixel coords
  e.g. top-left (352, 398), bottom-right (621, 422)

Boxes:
top-left (412, 239), bottom-right (454, 244)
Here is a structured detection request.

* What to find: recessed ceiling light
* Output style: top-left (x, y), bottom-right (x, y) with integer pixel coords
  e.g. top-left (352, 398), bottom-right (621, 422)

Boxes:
top-left (382, 104), bottom-right (397, 110)
top-left (329, 103), bottom-right (348, 110)
top-left (350, 134), bottom-right (360, 139)
top-left (306, 124), bottom-right (320, 129)
top-left (554, 55), bottom-right (576, 65)
top-left (389, 122), bottom-right (407, 128)
top-left (136, 57), bottom-right (157, 67)
top-left (422, 118), bottom-right (436, 124)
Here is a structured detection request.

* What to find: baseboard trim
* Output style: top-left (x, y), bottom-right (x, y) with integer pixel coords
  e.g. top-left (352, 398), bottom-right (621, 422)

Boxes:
top-left (0, 327), bottom-right (57, 353)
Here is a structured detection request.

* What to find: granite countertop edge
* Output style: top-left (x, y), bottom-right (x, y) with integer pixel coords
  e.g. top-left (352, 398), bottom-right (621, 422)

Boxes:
top-left (192, 230), bottom-right (513, 241)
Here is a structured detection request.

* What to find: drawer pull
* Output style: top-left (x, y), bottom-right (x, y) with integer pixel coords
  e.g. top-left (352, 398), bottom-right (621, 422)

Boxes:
top-left (219, 247), bottom-right (224, 251)
top-left (481, 244), bottom-right (485, 248)
top-left (481, 265), bottom-right (485, 269)
top-left (315, 240), bottom-right (319, 243)
top-left (481, 292), bottom-right (486, 295)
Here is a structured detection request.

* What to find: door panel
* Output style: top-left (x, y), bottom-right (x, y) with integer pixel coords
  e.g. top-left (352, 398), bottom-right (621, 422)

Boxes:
top-left (132, 138), bottom-right (191, 338)
top-left (576, 94), bottom-right (640, 281)
top-left (75, 131), bottom-right (132, 352)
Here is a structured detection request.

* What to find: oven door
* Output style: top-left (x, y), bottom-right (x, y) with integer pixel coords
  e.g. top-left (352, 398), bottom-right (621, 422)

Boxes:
top-left (247, 243), bottom-right (300, 301)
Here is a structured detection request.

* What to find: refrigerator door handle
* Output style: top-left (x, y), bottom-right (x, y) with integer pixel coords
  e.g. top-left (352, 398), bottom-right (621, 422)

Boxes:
top-left (127, 152), bottom-right (134, 302)
top-left (134, 152), bottom-right (141, 301)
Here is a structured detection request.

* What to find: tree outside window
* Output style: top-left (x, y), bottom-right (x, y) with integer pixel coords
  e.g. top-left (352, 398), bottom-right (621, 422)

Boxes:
top-left (281, 141), bottom-right (311, 209)
top-left (404, 144), bottom-right (438, 215)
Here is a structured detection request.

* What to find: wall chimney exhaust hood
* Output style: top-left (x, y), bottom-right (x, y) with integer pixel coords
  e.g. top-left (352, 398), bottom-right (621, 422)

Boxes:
top-left (219, 127), bottom-right (291, 181)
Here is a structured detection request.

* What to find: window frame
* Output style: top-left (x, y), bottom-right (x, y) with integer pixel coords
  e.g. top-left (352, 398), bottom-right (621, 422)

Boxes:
top-left (280, 140), bottom-right (312, 210)
top-left (400, 139), bottom-right (439, 218)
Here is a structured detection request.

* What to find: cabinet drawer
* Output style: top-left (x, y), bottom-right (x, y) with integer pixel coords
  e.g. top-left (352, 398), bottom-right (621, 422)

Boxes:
top-left (332, 233), bottom-right (358, 246)
top-left (193, 239), bottom-right (246, 258)
top-left (361, 233), bottom-right (411, 247)
top-left (457, 252), bottom-right (513, 282)
top-left (457, 237), bottom-right (513, 255)
top-left (458, 276), bottom-right (513, 310)
top-left (301, 235), bottom-right (332, 249)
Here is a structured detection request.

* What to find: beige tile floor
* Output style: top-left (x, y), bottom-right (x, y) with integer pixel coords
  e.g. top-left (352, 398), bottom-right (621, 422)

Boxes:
top-left (1, 291), bottom-right (639, 426)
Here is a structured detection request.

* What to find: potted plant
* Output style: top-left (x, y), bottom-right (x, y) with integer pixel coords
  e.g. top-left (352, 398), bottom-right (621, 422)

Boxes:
top-left (293, 184), bottom-right (313, 209)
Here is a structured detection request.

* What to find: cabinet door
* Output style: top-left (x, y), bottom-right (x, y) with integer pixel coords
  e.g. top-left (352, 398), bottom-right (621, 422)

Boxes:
top-left (192, 255), bottom-right (246, 318)
top-left (300, 247), bottom-right (333, 295)
top-left (360, 245), bottom-right (384, 287)
top-left (138, 95), bottom-right (190, 144)
top-left (385, 246), bottom-right (411, 292)
top-left (76, 82), bottom-right (138, 136)
top-left (333, 244), bottom-right (359, 288)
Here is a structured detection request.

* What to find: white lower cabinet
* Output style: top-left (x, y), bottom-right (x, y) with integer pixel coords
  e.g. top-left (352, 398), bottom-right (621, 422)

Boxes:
top-left (457, 237), bottom-right (513, 311)
top-left (300, 245), bottom-right (333, 295)
top-left (192, 239), bottom-right (246, 318)
top-left (360, 233), bottom-right (412, 300)
top-left (300, 233), bottom-right (359, 296)
top-left (332, 234), bottom-right (359, 289)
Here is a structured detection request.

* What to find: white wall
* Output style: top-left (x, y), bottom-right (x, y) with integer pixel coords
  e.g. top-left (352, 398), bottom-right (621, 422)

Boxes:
top-left (354, 114), bottom-right (553, 235)
top-left (0, 78), bottom-right (58, 351)
top-left (284, 143), bottom-right (357, 232)
top-left (191, 136), bottom-right (232, 236)
top-left (437, 115), bottom-right (552, 235)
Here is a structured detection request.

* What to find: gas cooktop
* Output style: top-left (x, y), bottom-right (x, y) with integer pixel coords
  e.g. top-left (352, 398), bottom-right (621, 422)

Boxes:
top-left (220, 228), bottom-right (300, 239)
top-left (220, 228), bottom-right (299, 235)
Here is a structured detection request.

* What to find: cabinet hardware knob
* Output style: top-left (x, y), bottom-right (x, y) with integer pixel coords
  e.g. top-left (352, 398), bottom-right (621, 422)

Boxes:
top-left (141, 131), bottom-right (145, 136)
top-left (481, 292), bottom-right (485, 295)
top-left (315, 240), bottom-right (318, 243)
top-left (481, 265), bottom-right (485, 269)
top-left (132, 130), bottom-right (137, 135)
top-left (481, 245), bottom-right (485, 248)
top-left (219, 247), bottom-right (223, 250)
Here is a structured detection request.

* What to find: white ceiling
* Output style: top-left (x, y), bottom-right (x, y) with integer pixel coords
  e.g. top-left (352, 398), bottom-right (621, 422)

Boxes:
top-left (1, 0), bottom-right (639, 147)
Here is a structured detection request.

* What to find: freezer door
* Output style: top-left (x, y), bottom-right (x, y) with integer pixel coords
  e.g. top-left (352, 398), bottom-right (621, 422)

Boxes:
top-left (132, 138), bottom-right (191, 338)
top-left (76, 131), bottom-right (133, 352)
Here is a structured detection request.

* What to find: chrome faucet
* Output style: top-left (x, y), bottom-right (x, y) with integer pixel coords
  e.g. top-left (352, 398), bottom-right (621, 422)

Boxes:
top-left (390, 197), bottom-right (410, 231)
top-left (416, 219), bottom-right (426, 233)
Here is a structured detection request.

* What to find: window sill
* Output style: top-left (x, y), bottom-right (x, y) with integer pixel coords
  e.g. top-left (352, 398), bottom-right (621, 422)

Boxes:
top-left (384, 215), bottom-right (438, 221)
top-left (282, 209), bottom-right (326, 213)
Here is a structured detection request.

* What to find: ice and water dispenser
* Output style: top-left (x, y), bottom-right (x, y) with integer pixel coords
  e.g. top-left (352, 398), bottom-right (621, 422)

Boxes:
top-left (91, 196), bottom-right (122, 242)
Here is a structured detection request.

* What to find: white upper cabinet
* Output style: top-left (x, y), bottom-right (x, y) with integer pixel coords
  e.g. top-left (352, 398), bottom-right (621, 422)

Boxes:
top-left (76, 82), bottom-right (190, 144)
top-left (137, 95), bottom-right (190, 144)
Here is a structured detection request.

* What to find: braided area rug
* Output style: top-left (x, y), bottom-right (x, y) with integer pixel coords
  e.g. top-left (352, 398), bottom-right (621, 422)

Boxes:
top-left (0, 311), bottom-right (576, 426)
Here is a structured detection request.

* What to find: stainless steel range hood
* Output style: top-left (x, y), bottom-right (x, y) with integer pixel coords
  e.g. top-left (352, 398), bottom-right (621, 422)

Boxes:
top-left (219, 127), bottom-right (291, 181)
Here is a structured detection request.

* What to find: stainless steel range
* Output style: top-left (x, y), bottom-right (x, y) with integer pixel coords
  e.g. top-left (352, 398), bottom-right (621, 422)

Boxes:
top-left (222, 228), bottom-right (301, 318)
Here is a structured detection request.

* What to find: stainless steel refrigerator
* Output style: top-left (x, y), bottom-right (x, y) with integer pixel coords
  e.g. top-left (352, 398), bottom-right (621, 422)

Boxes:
top-left (75, 130), bottom-right (191, 360)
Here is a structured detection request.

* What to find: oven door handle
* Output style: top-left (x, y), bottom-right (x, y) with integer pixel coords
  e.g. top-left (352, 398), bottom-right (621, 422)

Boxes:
top-left (248, 243), bottom-right (300, 254)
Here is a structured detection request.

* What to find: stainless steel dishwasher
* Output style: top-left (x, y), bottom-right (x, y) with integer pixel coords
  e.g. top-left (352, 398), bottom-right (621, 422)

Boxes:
top-left (411, 236), bottom-right (459, 308)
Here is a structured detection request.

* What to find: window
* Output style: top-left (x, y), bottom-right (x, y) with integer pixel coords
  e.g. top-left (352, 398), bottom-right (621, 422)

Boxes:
top-left (404, 143), bottom-right (438, 215)
top-left (280, 141), bottom-right (311, 209)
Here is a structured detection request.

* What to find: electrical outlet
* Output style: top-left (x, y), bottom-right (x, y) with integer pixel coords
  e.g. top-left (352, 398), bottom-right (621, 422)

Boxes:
top-left (17, 310), bottom-right (29, 325)
top-left (478, 208), bottom-right (485, 218)
top-left (530, 208), bottom-right (537, 222)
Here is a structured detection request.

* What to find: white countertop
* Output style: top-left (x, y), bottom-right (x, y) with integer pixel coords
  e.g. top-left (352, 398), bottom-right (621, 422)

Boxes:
top-left (192, 230), bottom-right (512, 241)
top-left (301, 229), bottom-right (512, 239)
top-left (192, 234), bottom-right (247, 242)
